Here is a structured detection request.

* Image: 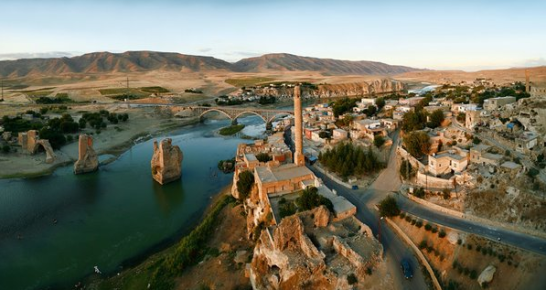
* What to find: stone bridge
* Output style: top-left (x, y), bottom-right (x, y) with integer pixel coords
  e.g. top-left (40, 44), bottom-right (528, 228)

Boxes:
top-left (188, 106), bottom-right (293, 127)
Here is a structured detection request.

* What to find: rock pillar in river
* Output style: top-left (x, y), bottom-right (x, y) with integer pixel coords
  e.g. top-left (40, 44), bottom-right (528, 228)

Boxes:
top-left (151, 138), bottom-right (183, 185)
top-left (74, 134), bottom-right (98, 174)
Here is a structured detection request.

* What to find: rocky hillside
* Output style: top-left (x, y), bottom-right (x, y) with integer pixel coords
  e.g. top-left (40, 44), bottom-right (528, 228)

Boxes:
top-left (0, 51), bottom-right (421, 78)
top-left (251, 79), bottom-right (406, 98)
top-left (233, 53), bottom-right (418, 75)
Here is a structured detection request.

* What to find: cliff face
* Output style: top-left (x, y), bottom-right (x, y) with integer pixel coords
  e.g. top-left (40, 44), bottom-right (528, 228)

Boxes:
top-left (151, 138), bottom-right (183, 185)
top-left (251, 79), bottom-right (406, 99)
top-left (74, 134), bottom-right (98, 174)
top-left (249, 206), bottom-right (390, 290)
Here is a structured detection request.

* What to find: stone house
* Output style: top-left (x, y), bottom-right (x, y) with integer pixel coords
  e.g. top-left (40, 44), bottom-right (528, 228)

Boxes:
top-left (484, 96), bottom-right (516, 111)
top-left (428, 147), bottom-right (469, 176)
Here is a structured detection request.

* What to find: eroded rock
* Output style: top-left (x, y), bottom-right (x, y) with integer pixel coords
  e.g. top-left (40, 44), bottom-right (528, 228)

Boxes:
top-left (74, 134), bottom-right (98, 174)
top-left (478, 265), bottom-right (496, 287)
top-left (151, 138), bottom-right (183, 184)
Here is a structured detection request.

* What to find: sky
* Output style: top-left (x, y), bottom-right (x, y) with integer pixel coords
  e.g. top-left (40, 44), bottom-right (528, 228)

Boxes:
top-left (1, 0), bottom-right (545, 71)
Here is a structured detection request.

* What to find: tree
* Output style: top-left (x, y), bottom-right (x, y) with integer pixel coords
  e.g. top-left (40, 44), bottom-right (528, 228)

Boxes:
top-left (296, 186), bottom-right (334, 213)
top-left (1, 144), bottom-right (10, 153)
top-left (256, 153), bottom-right (272, 163)
top-left (318, 131), bottom-right (330, 139)
top-left (376, 97), bottom-right (386, 111)
top-left (399, 160), bottom-right (415, 179)
top-left (427, 109), bottom-right (445, 128)
top-left (401, 110), bottom-right (427, 132)
top-left (79, 118), bottom-right (87, 129)
top-left (236, 170), bottom-right (254, 200)
top-left (378, 196), bottom-right (400, 217)
top-left (374, 136), bottom-right (386, 148)
top-left (403, 131), bottom-right (430, 158)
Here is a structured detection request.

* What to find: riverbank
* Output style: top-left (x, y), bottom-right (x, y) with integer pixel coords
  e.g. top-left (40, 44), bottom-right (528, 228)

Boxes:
top-left (0, 106), bottom-right (200, 179)
top-left (84, 185), bottom-right (250, 290)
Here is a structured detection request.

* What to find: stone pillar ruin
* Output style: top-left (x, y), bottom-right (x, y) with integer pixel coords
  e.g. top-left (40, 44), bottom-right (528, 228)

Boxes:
top-left (74, 134), bottom-right (99, 174)
top-left (294, 85), bottom-right (305, 166)
top-left (18, 130), bottom-right (56, 163)
top-left (151, 138), bottom-right (183, 185)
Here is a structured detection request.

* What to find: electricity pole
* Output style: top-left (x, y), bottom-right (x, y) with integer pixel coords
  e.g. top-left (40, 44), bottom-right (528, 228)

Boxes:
top-left (1, 78), bottom-right (4, 101)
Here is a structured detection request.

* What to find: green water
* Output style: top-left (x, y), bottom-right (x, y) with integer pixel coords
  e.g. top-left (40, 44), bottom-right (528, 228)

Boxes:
top-left (0, 118), bottom-right (255, 290)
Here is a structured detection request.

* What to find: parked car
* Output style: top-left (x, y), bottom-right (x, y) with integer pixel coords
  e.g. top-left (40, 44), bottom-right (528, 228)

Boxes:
top-left (401, 259), bottom-right (413, 279)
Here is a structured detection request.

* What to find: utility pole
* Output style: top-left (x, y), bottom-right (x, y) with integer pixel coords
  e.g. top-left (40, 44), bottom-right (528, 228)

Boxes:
top-left (1, 78), bottom-right (4, 101)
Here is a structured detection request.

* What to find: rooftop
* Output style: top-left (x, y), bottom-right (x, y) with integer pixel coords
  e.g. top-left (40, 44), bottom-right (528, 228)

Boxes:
top-left (255, 164), bottom-right (314, 183)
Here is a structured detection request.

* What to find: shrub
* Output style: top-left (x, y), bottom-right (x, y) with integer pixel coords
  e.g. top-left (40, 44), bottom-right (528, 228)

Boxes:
top-left (438, 229), bottom-right (446, 238)
top-left (411, 219), bottom-right (417, 225)
top-left (256, 152), bottom-right (272, 163)
top-left (405, 216), bottom-right (412, 222)
top-left (1, 145), bottom-right (10, 153)
top-left (476, 245), bottom-right (482, 252)
top-left (399, 212), bottom-right (406, 219)
top-left (425, 224), bottom-right (432, 231)
top-left (296, 186), bottom-right (334, 213)
top-left (415, 220), bottom-right (423, 228)
top-left (419, 240), bottom-right (428, 249)
top-left (470, 269), bottom-right (478, 279)
top-left (347, 273), bottom-right (357, 285)
top-left (467, 244), bottom-right (473, 250)
top-left (431, 227), bottom-right (438, 233)
top-left (457, 239), bottom-right (462, 245)
top-left (365, 267), bottom-right (373, 275)
top-left (378, 196), bottom-right (400, 217)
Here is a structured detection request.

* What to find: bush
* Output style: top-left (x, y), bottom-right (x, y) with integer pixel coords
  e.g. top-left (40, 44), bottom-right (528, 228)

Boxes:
top-left (399, 212), bottom-right (406, 219)
top-left (378, 196), bottom-right (400, 217)
top-left (1, 145), bottom-right (10, 153)
top-left (419, 240), bottom-right (428, 249)
top-left (297, 186), bottom-right (334, 213)
top-left (467, 244), bottom-right (473, 250)
top-left (405, 216), bottom-right (412, 222)
top-left (415, 220), bottom-right (423, 228)
top-left (411, 219), bottom-right (416, 225)
top-left (438, 229), bottom-right (446, 238)
top-left (431, 227), bottom-right (438, 233)
top-left (470, 269), bottom-right (478, 279)
top-left (425, 224), bottom-right (432, 231)
top-left (413, 187), bottom-right (426, 198)
top-left (256, 152), bottom-right (272, 163)
top-left (347, 273), bottom-right (357, 285)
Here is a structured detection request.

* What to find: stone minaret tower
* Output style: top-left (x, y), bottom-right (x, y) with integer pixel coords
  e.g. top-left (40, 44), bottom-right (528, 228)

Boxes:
top-left (525, 70), bottom-right (530, 93)
top-left (294, 85), bottom-right (305, 166)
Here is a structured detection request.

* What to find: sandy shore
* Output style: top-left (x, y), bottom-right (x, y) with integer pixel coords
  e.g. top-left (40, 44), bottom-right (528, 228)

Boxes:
top-left (0, 105), bottom-right (199, 179)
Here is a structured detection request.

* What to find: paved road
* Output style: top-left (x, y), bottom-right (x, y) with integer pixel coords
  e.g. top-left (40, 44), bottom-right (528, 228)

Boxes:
top-left (311, 130), bottom-right (430, 290)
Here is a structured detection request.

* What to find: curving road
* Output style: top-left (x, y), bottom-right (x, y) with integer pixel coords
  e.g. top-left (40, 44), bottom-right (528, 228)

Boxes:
top-left (311, 129), bottom-right (546, 289)
top-left (311, 130), bottom-right (430, 290)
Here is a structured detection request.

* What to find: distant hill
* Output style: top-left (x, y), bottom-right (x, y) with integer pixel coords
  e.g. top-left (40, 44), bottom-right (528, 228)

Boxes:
top-left (232, 53), bottom-right (418, 75)
top-left (0, 51), bottom-right (421, 78)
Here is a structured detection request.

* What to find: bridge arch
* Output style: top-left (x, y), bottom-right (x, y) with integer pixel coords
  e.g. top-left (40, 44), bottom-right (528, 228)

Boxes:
top-left (233, 111), bottom-right (267, 123)
top-left (198, 108), bottom-right (233, 121)
top-left (267, 112), bottom-right (294, 125)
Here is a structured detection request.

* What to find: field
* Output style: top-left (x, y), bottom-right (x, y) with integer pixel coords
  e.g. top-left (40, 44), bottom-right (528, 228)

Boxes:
top-left (225, 77), bottom-right (275, 87)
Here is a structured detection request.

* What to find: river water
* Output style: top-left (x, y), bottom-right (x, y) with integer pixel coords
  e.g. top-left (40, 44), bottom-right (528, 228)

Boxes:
top-left (0, 116), bottom-right (268, 290)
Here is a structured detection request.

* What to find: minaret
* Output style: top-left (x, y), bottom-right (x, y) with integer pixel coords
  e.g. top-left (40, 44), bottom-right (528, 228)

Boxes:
top-left (525, 70), bottom-right (530, 93)
top-left (294, 85), bottom-right (305, 166)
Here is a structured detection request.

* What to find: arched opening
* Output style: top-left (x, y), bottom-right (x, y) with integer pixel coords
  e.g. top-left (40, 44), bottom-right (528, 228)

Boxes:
top-left (198, 109), bottom-right (233, 122)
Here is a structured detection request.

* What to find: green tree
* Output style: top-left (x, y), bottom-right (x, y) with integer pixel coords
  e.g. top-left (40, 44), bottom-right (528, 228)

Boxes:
top-left (403, 131), bottom-right (430, 158)
top-left (374, 136), bottom-right (386, 148)
top-left (401, 110), bottom-right (427, 132)
top-left (1, 145), bottom-right (10, 153)
top-left (399, 160), bottom-right (415, 179)
top-left (296, 186), bottom-right (334, 213)
top-left (378, 196), bottom-right (400, 217)
top-left (427, 109), bottom-right (445, 128)
top-left (376, 97), bottom-right (386, 110)
top-left (255, 153), bottom-right (272, 163)
top-left (236, 170), bottom-right (254, 200)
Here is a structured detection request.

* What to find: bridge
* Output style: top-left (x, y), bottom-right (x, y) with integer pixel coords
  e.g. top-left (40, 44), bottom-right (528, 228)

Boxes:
top-left (179, 106), bottom-right (292, 129)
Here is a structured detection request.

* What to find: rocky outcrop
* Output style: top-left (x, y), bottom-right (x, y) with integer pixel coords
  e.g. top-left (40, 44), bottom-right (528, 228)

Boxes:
top-left (250, 206), bottom-right (388, 290)
top-left (151, 138), bottom-right (183, 184)
top-left (478, 265), bottom-right (496, 287)
top-left (74, 134), bottom-right (98, 174)
top-left (251, 79), bottom-right (406, 99)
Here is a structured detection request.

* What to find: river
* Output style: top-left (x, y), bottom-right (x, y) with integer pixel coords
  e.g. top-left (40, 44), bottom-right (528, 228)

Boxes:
top-left (0, 116), bottom-right (270, 290)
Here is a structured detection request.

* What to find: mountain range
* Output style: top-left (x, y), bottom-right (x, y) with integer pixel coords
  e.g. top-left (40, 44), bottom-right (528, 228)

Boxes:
top-left (0, 51), bottom-right (421, 78)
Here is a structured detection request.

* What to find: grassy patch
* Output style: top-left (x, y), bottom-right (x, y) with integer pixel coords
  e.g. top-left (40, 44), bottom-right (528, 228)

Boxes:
top-left (141, 86), bottom-right (169, 94)
top-left (219, 124), bottom-right (245, 136)
top-left (225, 77), bottom-right (275, 87)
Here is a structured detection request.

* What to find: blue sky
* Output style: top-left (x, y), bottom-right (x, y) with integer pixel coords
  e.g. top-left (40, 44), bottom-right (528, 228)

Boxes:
top-left (1, 0), bottom-right (545, 70)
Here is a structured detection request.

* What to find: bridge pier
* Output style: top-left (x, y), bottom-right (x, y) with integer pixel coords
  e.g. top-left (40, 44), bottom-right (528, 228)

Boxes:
top-left (265, 122), bottom-right (273, 131)
top-left (231, 118), bottom-right (238, 126)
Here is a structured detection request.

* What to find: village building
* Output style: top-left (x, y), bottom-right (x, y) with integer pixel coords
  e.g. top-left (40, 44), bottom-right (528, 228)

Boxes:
top-left (483, 96), bottom-right (516, 111)
top-left (515, 131), bottom-right (538, 153)
top-left (428, 147), bottom-right (469, 176)
top-left (399, 96), bottom-right (425, 107)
